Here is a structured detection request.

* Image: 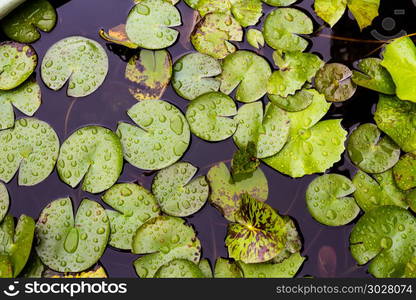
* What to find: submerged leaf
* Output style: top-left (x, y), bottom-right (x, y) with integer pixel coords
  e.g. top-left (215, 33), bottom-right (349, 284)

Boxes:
top-left (393, 153), bottom-right (416, 191)
top-left (352, 58), bottom-right (395, 95)
top-left (0, 183), bottom-right (9, 223)
top-left (154, 259), bottom-right (205, 278)
top-left (246, 29), bottom-right (264, 49)
top-left (231, 142), bottom-right (260, 182)
top-left (99, 24), bottom-right (139, 49)
top-left (268, 89), bottom-right (314, 112)
top-left (214, 258), bottom-right (243, 278)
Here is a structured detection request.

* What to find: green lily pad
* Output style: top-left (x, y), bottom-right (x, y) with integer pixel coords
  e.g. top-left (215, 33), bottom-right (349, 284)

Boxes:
top-left (41, 36), bottom-right (108, 97)
top-left (186, 92), bottom-right (237, 142)
top-left (152, 162), bottom-right (209, 217)
top-left (352, 170), bottom-right (408, 212)
top-left (263, 90), bottom-right (347, 178)
top-left (184, 0), bottom-right (230, 16)
top-left (117, 100), bottom-right (190, 170)
top-left (43, 263), bottom-right (108, 278)
top-left (263, 8), bottom-right (313, 52)
top-left (315, 63), bottom-right (357, 102)
top-left (0, 255), bottom-right (12, 278)
top-left (0, 183), bottom-right (9, 223)
top-left (268, 51), bottom-right (324, 97)
top-left (126, 0), bottom-right (181, 50)
top-left (231, 142), bottom-right (260, 182)
top-left (57, 126), bottom-right (123, 194)
top-left (125, 50), bottom-right (172, 101)
top-left (132, 216), bottom-right (201, 278)
top-left (191, 13), bottom-right (243, 59)
top-left (0, 42), bottom-right (37, 90)
top-left (306, 174), bottom-right (359, 226)
top-left (172, 52), bottom-right (221, 101)
top-left (404, 257), bottom-right (416, 278)
top-left (99, 24), bottom-right (139, 49)
top-left (154, 259), bottom-right (205, 278)
top-left (21, 253), bottom-right (45, 278)
top-left (198, 259), bottom-right (212, 277)
top-left (393, 153), bottom-right (416, 191)
top-left (234, 102), bottom-right (290, 158)
top-left (352, 58), bottom-right (395, 95)
top-left (347, 123), bottom-right (400, 174)
top-left (214, 258), bottom-right (243, 278)
top-left (207, 162), bottom-right (268, 221)
top-left (374, 94), bottom-right (416, 153)
top-left (0, 118), bottom-right (59, 186)
top-left (408, 190), bottom-right (416, 213)
top-left (247, 29), bottom-right (264, 49)
top-left (102, 183), bottom-right (160, 250)
top-left (268, 89), bottom-right (314, 112)
top-left (261, 0), bottom-right (296, 5)
top-left (1, 0), bottom-right (57, 43)
top-left (350, 206), bottom-right (416, 278)
top-left (218, 50), bottom-right (271, 103)
top-left (0, 77), bottom-right (41, 130)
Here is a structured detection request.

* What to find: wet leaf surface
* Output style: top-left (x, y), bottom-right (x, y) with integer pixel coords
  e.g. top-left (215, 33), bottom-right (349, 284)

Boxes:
top-left (154, 259), bottom-right (205, 278)
top-left (352, 58), bottom-right (395, 95)
top-left (246, 28), bottom-right (264, 49)
top-left (214, 258), bottom-right (243, 278)
top-left (0, 183), bottom-right (9, 223)
top-left (393, 153), bottom-right (416, 191)
top-left (268, 88), bottom-right (314, 112)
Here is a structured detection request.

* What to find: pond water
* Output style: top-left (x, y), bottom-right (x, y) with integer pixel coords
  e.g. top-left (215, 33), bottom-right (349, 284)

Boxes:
top-left (2, 0), bottom-right (416, 278)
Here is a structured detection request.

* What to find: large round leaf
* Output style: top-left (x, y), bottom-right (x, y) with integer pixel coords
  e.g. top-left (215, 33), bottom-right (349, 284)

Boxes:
top-left (352, 58), bottom-right (395, 95)
top-left (214, 258), bottom-right (243, 278)
top-left (218, 50), bottom-right (271, 103)
top-left (126, 0), bottom-right (181, 49)
top-left (36, 198), bottom-right (110, 273)
top-left (152, 162), bottom-right (209, 217)
top-left (117, 100), bottom-right (190, 170)
top-left (0, 183), bottom-right (8, 223)
top-left (0, 118), bottom-right (59, 186)
top-left (57, 126), bottom-right (123, 194)
top-left (41, 36), bottom-right (108, 97)
top-left (102, 183), bottom-right (160, 250)
top-left (154, 259), bottom-right (205, 278)
top-left (268, 89), bottom-right (314, 112)
top-left (393, 153), bottom-right (416, 191)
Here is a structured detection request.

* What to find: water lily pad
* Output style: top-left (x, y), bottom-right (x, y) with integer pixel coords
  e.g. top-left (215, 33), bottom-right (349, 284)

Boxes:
top-left (0, 77), bottom-right (41, 130)
top-left (218, 50), bottom-right (271, 103)
top-left (231, 142), bottom-right (260, 182)
top-left (21, 253), bottom-right (45, 278)
top-left (57, 126), bottom-right (123, 194)
top-left (186, 92), bottom-right (237, 142)
top-left (347, 123), bottom-right (400, 174)
top-left (44, 264), bottom-right (108, 278)
top-left (0, 118), bottom-right (59, 186)
top-left (271, 217), bottom-right (302, 263)
top-left (41, 36), bottom-right (108, 97)
top-left (207, 162), bottom-right (268, 221)
top-left (268, 51), bottom-right (323, 97)
top-left (268, 89), bottom-right (314, 112)
top-left (352, 58), bottom-right (395, 95)
top-left (262, 0), bottom-right (296, 5)
top-left (263, 90), bottom-right (347, 178)
top-left (0, 42), bottom-right (37, 90)
top-left (126, 0), bottom-right (181, 50)
top-left (1, 0), bottom-right (57, 43)
top-left (234, 102), bottom-right (290, 158)
top-left (0, 183), bottom-right (9, 223)
top-left (125, 50), bottom-right (172, 101)
top-left (154, 259), bottom-right (205, 278)
top-left (191, 13), bottom-right (243, 59)
top-left (198, 259), bottom-right (212, 277)
top-left (408, 190), bottom-right (416, 213)
top-left (315, 63), bottom-right (357, 102)
top-left (214, 258), bottom-right (243, 278)
top-left (393, 153), bottom-right (416, 191)
top-left (352, 170), bottom-right (408, 212)
top-left (99, 24), bottom-right (138, 49)
top-left (350, 206), bottom-right (416, 278)
top-left (306, 174), bottom-right (359, 226)
top-left (132, 216), bottom-right (201, 278)
top-left (263, 8), bottom-right (313, 52)
top-left (36, 198), bottom-right (110, 273)
top-left (102, 183), bottom-right (160, 250)
top-left (152, 162), bottom-right (209, 217)
top-left (374, 94), bottom-right (416, 153)
top-left (172, 52), bottom-right (221, 101)
top-left (117, 100), bottom-right (190, 170)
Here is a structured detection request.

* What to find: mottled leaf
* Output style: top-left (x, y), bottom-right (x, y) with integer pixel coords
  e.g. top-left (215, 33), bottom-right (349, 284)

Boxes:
top-left (0, 183), bottom-right (9, 223)
top-left (268, 89), bottom-right (314, 112)
top-left (214, 258), bottom-right (243, 278)
top-left (154, 259), bottom-right (205, 278)
top-left (393, 153), bottom-right (416, 191)
top-left (247, 29), bottom-right (264, 49)
top-left (352, 58), bottom-right (395, 95)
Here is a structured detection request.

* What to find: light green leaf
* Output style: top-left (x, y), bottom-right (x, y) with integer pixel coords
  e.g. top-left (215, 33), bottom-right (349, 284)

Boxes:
top-left (154, 259), bottom-right (205, 278)
top-left (352, 58), bottom-right (395, 95)
top-left (198, 259), bottom-right (213, 278)
top-left (268, 89), bottom-right (314, 112)
top-left (262, 0), bottom-right (296, 6)
top-left (214, 258), bottom-right (243, 278)
top-left (393, 153), bottom-right (416, 191)
top-left (0, 183), bottom-right (8, 223)
top-left (247, 29), bottom-right (264, 49)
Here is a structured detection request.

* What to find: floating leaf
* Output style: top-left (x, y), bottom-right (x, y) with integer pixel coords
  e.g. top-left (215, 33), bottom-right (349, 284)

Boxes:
top-left (218, 50), bottom-right (271, 103)
top-left (36, 198), bottom-right (110, 273)
top-left (99, 24), bottom-right (139, 49)
top-left (262, 0), bottom-right (296, 5)
top-left (393, 153), bottom-right (416, 191)
top-left (102, 183), bottom-right (160, 250)
top-left (271, 218), bottom-right (301, 263)
top-left (306, 174), bottom-right (359, 226)
top-left (269, 89), bottom-right (314, 112)
top-left (21, 253), bottom-right (45, 278)
top-left (154, 259), bottom-right (205, 278)
top-left (234, 102), bottom-right (290, 158)
top-left (263, 8), bottom-right (313, 52)
top-left (172, 52), bottom-right (221, 101)
top-left (198, 259), bottom-right (212, 277)
top-left (231, 142), bottom-right (260, 182)
top-left (125, 50), bottom-right (172, 101)
top-left (0, 183), bottom-right (9, 223)
top-left (186, 92), bottom-right (237, 142)
top-left (57, 126), bottom-right (123, 194)
top-left (247, 29), bottom-right (264, 49)
top-left (0, 42), bottom-right (37, 90)
top-left (347, 123), bottom-right (400, 174)
top-left (126, 0), bottom-right (181, 50)
top-left (374, 94), bottom-right (416, 153)
top-left (44, 264), bottom-right (108, 278)
top-left (117, 100), bottom-right (190, 170)
top-left (1, 0), bottom-right (56, 43)
top-left (408, 190), bottom-right (416, 213)
top-left (132, 216), bottom-right (201, 278)
top-left (315, 63), bottom-right (357, 102)
top-left (0, 118), bottom-right (59, 186)
top-left (41, 36), bottom-right (108, 97)
top-left (214, 258), bottom-right (243, 278)
top-left (352, 58), bottom-right (395, 95)
top-left (350, 206), bottom-right (416, 278)
top-left (191, 13), bottom-right (243, 59)
top-left (263, 90), bottom-right (347, 178)
top-left (184, 0), bottom-right (230, 16)
top-left (352, 170), bottom-right (408, 212)
top-left (207, 162), bottom-right (268, 221)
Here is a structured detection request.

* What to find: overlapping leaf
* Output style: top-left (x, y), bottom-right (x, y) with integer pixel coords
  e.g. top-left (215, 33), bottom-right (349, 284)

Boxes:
top-left (352, 58), bottom-right (395, 95)
top-left (393, 153), bottom-right (416, 191)
top-left (0, 183), bottom-right (8, 223)
top-left (154, 259), bottom-right (205, 278)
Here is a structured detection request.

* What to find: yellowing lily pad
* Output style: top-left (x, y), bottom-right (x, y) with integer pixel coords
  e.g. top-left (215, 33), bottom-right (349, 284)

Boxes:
top-left (0, 183), bottom-right (8, 223)
top-left (268, 89), bottom-right (314, 112)
top-left (154, 259), bottom-right (205, 278)
top-left (214, 258), bottom-right (243, 278)
top-left (99, 24), bottom-right (138, 49)
top-left (246, 29), bottom-right (264, 49)
top-left (352, 58), bottom-right (395, 95)
top-left (44, 264), bottom-right (108, 278)
top-left (393, 153), bottom-right (416, 191)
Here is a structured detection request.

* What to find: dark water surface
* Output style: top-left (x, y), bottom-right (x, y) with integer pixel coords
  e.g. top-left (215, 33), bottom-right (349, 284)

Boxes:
top-left (2, 0), bottom-right (416, 278)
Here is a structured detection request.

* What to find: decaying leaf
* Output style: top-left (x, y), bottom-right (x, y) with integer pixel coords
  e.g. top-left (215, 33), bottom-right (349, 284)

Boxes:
top-left (99, 24), bottom-right (139, 49)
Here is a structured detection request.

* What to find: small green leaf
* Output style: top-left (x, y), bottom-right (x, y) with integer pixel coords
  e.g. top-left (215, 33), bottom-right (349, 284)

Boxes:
top-left (352, 58), bottom-right (395, 95)
top-left (268, 89), bottom-right (314, 112)
top-left (262, 0), bottom-right (296, 5)
top-left (41, 36), bottom-right (108, 97)
top-left (117, 100), bottom-right (190, 170)
top-left (99, 24), bottom-right (139, 49)
top-left (393, 153), bottom-right (416, 191)
top-left (0, 255), bottom-right (12, 278)
top-left (347, 123), bottom-right (400, 174)
top-left (154, 259), bottom-right (205, 278)
top-left (0, 183), bottom-right (9, 223)
top-left (246, 29), bottom-right (264, 49)
top-left (231, 142), bottom-right (260, 182)
top-left (198, 259), bottom-right (213, 278)
top-left (214, 258), bottom-right (243, 278)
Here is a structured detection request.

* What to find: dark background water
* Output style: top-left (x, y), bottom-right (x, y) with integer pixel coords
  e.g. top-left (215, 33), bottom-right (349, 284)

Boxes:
top-left (1, 0), bottom-right (416, 278)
